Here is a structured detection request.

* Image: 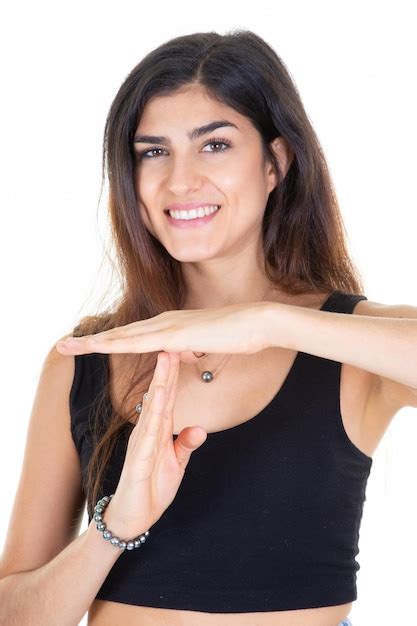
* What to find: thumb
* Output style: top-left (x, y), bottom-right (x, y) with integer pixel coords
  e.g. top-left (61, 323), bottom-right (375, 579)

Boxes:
top-left (174, 426), bottom-right (207, 470)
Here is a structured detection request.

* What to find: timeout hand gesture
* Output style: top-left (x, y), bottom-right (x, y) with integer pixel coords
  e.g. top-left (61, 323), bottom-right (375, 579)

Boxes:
top-left (56, 302), bottom-right (271, 362)
top-left (55, 302), bottom-right (273, 538)
top-left (104, 350), bottom-right (208, 538)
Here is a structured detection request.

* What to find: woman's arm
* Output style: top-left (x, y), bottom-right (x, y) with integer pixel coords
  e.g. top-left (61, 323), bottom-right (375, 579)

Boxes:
top-left (0, 519), bottom-right (124, 626)
top-left (0, 340), bottom-right (141, 626)
top-left (263, 298), bottom-right (417, 408)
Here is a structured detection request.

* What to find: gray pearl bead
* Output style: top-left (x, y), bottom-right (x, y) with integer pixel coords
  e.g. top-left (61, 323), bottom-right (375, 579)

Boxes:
top-left (93, 495), bottom-right (150, 552)
top-left (201, 370), bottom-right (213, 382)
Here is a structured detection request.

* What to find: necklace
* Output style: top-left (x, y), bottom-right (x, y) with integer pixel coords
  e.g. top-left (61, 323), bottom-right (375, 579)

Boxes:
top-left (135, 285), bottom-right (275, 414)
top-left (192, 284), bottom-right (273, 383)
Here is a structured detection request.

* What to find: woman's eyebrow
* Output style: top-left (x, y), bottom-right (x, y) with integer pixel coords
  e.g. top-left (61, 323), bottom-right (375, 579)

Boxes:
top-left (133, 120), bottom-right (239, 144)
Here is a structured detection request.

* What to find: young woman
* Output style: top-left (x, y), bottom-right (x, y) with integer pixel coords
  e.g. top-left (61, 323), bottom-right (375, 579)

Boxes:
top-left (1, 30), bottom-right (416, 626)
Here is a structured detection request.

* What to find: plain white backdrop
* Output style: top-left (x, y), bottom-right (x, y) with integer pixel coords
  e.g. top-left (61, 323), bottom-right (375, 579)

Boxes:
top-left (0, 1), bottom-right (416, 625)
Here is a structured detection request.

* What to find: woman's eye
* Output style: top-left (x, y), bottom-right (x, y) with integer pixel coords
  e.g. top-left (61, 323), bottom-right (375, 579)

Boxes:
top-left (136, 147), bottom-right (167, 160)
top-left (135, 138), bottom-right (231, 161)
top-left (202, 139), bottom-right (231, 153)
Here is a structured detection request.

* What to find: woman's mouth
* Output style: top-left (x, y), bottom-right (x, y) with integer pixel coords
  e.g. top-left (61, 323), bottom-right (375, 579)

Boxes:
top-left (164, 205), bottom-right (221, 229)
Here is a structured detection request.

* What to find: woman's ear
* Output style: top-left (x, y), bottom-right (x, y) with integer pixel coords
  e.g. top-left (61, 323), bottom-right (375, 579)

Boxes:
top-left (266, 137), bottom-right (293, 193)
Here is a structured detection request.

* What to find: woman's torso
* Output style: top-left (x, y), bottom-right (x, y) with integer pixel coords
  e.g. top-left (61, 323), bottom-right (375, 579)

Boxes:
top-left (88, 290), bottom-right (381, 626)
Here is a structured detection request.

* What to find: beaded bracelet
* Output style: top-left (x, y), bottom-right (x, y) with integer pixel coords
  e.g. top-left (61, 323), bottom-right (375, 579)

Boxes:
top-left (93, 494), bottom-right (150, 550)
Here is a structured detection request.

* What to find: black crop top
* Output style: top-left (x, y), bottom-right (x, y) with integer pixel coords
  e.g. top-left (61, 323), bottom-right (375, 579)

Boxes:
top-left (69, 291), bottom-right (373, 613)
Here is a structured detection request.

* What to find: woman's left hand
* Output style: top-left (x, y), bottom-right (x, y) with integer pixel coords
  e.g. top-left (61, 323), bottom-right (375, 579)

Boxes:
top-left (55, 302), bottom-right (272, 362)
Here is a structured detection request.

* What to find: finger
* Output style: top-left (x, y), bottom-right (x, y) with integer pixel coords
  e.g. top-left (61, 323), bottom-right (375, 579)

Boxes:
top-left (165, 352), bottom-right (180, 417)
top-left (63, 328), bottom-right (175, 355)
top-left (57, 313), bottom-right (172, 352)
top-left (138, 352), bottom-right (170, 438)
top-left (174, 426), bottom-right (207, 471)
top-left (130, 353), bottom-right (169, 458)
top-left (142, 385), bottom-right (166, 440)
top-left (102, 314), bottom-right (172, 336)
top-left (159, 352), bottom-right (180, 442)
top-left (151, 351), bottom-right (179, 446)
top-left (132, 351), bottom-right (168, 434)
top-left (56, 316), bottom-right (172, 354)
top-left (130, 384), bottom-right (166, 462)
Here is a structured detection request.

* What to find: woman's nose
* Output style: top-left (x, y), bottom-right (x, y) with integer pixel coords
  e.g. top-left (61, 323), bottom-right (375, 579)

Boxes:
top-left (166, 158), bottom-right (203, 193)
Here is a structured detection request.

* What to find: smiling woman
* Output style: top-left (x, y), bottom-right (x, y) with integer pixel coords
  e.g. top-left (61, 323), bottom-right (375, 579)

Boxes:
top-left (2, 27), bottom-right (409, 626)
top-left (130, 84), bottom-right (291, 266)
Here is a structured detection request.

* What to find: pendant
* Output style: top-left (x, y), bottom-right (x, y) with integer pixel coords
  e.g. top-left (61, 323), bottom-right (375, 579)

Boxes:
top-left (201, 370), bottom-right (213, 382)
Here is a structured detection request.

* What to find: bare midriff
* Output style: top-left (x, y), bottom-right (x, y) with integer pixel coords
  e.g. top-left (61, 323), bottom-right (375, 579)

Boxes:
top-left (88, 599), bottom-right (353, 626)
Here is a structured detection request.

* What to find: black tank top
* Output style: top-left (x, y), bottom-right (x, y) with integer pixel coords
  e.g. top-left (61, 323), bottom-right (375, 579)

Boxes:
top-left (69, 291), bottom-right (373, 612)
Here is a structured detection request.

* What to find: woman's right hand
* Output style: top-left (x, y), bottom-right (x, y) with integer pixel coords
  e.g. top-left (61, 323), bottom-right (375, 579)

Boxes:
top-left (101, 350), bottom-right (207, 539)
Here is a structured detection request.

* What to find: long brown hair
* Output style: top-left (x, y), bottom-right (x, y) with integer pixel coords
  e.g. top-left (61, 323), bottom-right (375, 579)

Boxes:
top-left (71, 29), bottom-right (365, 518)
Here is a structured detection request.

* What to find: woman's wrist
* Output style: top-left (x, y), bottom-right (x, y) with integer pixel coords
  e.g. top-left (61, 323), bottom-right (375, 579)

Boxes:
top-left (92, 495), bottom-right (152, 551)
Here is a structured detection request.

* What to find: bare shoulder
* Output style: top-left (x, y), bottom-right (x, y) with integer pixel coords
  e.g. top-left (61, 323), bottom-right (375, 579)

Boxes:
top-left (340, 296), bottom-right (417, 458)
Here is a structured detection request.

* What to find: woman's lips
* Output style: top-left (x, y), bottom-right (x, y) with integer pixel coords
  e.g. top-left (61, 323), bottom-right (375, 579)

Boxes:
top-left (164, 207), bottom-right (221, 229)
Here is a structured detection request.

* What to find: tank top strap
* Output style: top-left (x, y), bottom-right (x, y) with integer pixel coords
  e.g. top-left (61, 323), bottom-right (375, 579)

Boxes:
top-left (69, 352), bottom-right (109, 450)
top-left (70, 353), bottom-right (107, 405)
top-left (294, 289), bottom-right (372, 465)
top-left (321, 290), bottom-right (368, 314)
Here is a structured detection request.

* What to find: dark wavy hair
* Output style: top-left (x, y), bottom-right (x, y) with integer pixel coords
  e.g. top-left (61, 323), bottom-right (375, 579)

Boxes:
top-left (71, 29), bottom-right (365, 518)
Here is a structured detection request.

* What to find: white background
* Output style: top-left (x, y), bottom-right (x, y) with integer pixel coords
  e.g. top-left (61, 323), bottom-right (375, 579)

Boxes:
top-left (0, 1), bottom-right (416, 625)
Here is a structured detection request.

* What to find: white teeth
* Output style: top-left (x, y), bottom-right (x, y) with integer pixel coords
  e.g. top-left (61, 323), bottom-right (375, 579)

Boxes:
top-left (168, 205), bottom-right (220, 220)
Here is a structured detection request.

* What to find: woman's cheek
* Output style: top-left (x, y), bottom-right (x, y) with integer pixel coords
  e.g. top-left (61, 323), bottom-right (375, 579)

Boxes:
top-left (138, 204), bottom-right (158, 238)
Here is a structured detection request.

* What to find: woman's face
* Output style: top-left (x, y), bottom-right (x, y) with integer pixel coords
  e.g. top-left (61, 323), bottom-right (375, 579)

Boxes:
top-left (133, 84), bottom-right (289, 263)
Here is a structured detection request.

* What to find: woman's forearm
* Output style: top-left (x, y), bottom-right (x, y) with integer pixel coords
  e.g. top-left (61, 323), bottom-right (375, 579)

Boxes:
top-left (263, 301), bottom-right (417, 390)
top-left (0, 519), bottom-right (123, 626)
